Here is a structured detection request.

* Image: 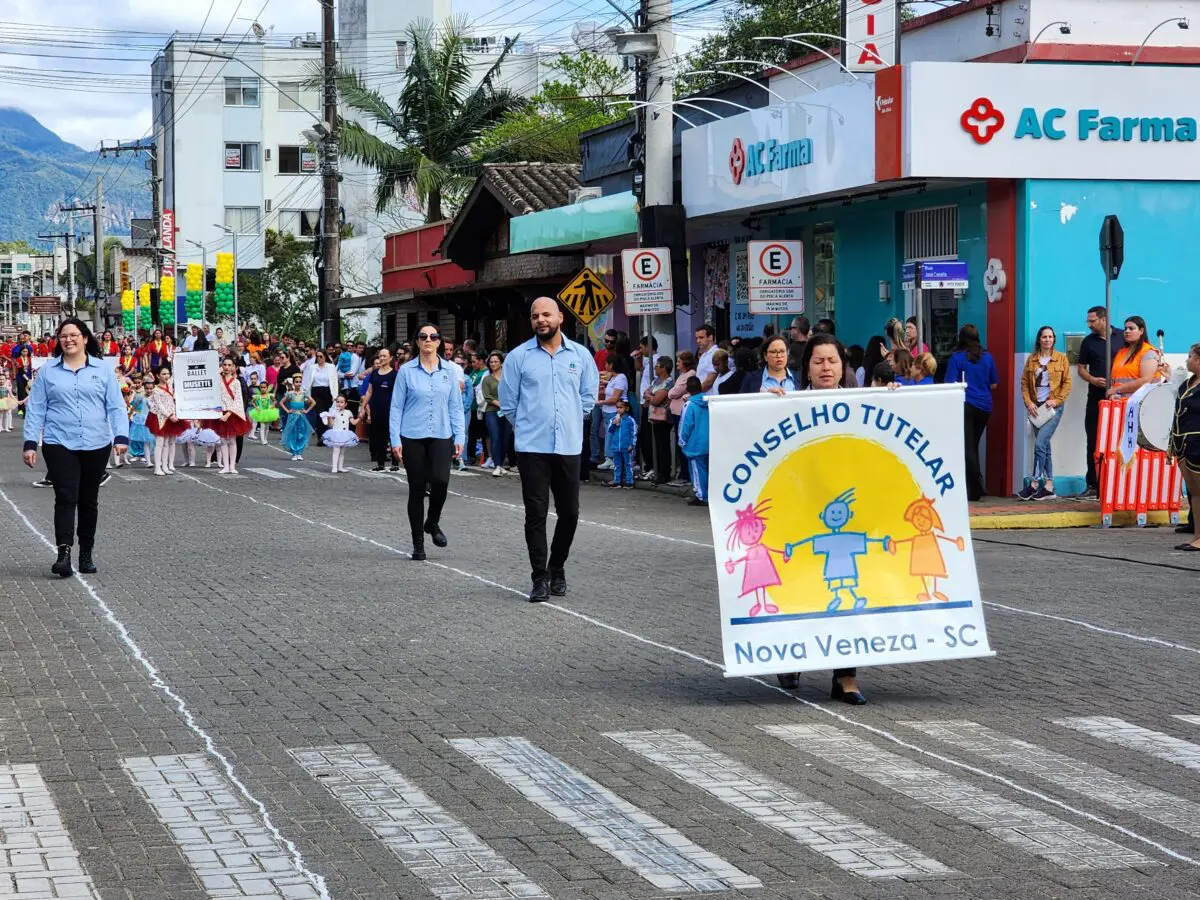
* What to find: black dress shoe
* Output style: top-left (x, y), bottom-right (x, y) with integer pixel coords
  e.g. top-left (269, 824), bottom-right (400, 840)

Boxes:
top-left (424, 522), bottom-right (448, 548)
top-left (549, 569), bottom-right (567, 596)
top-left (411, 547), bottom-right (427, 561)
top-left (372, 463), bottom-right (385, 471)
top-left (51, 545), bottom-right (73, 579)
top-left (1177, 524), bottom-right (1195, 534)
top-left (77, 548), bottom-right (97, 574)
top-left (776, 673), bottom-right (799, 690)
top-left (831, 678), bottom-right (868, 705)
top-left (528, 580), bottom-right (550, 603)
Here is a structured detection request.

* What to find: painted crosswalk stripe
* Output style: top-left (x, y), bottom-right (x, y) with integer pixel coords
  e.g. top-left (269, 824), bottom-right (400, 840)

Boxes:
top-left (763, 724), bottom-right (1152, 870)
top-left (607, 730), bottom-right (955, 880)
top-left (245, 467), bottom-right (294, 479)
top-left (1174, 715), bottom-right (1200, 727)
top-left (906, 720), bottom-right (1200, 838)
top-left (0, 763), bottom-right (100, 898)
top-left (451, 736), bottom-right (760, 892)
top-left (289, 744), bottom-right (549, 900)
top-left (122, 754), bottom-right (322, 898)
top-left (1056, 716), bottom-right (1200, 773)
top-left (288, 468), bottom-right (335, 479)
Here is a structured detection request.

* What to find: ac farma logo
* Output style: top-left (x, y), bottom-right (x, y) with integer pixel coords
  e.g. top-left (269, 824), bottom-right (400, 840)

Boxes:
top-left (961, 97), bottom-right (1005, 144)
top-left (729, 137), bottom-right (747, 185)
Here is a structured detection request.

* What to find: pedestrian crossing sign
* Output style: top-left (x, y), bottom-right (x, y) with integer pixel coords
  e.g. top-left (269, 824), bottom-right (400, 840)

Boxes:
top-left (557, 267), bottom-right (615, 325)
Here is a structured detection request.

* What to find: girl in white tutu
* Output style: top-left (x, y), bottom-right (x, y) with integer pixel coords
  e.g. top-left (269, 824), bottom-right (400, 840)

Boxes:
top-left (319, 394), bottom-right (361, 473)
top-left (194, 422), bottom-right (222, 468)
top-left (0, 372), bottom-right (16, 431)
top-left (175, 422), bottom-right (200, 467)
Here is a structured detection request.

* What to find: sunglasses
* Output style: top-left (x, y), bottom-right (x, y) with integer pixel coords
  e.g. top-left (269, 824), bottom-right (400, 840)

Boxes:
top-left (417, 333), bottom-right (440, 341)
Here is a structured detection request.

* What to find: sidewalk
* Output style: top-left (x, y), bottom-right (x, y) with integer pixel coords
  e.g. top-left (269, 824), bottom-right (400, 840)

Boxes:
top-left (581, 468), bottom-right (1181, 531)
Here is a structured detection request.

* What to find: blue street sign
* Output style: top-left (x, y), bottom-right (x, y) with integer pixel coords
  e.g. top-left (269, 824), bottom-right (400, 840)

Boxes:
top-left (902, 262), bottom-right (915, 288)
top-left (917, 260), bottom-right (969, 290)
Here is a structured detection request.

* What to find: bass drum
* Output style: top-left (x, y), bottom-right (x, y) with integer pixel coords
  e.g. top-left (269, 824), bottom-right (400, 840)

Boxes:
top-left (1137, 383), bottom-right (1175, 451)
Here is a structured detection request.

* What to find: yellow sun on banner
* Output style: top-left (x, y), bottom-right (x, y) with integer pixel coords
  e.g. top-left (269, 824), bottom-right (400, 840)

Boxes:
top-left (746, 435), bottom-right (932, 616)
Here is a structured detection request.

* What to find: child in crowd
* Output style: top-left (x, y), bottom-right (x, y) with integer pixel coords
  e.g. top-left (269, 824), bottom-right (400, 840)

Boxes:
top-left (0, 372), bottom-right (15, 431)
top-left (320, 394), bottom-right (361, 474)
top-left (280, 373), bottom-right (315, 460)
top-left (127, 380), bottom-right (153, 465)
top-left (871, 361), bottom-right (896, 387)
top-left (195, 423), bottom-right (222, 467)
top-left (606, 397), bottom-right (638, 489)
top-left (678, 376), bottom-right (710, 507)
top-left (908, 352), bottom-right (938, 386)
top-left (248, 382), bottom-right (278, 445)
top-left (175, 421), bottom-right (199, 467)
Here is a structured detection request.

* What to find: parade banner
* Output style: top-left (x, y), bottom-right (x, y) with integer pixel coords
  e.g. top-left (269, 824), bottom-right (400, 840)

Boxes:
top-left (173, 350), bottom-right (222, 419)
top-left (708, 384), bottom-right (993, 677)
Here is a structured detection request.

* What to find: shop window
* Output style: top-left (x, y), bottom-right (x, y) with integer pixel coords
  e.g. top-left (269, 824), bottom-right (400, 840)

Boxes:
top-left (812, 229), bottom-right (835, 324)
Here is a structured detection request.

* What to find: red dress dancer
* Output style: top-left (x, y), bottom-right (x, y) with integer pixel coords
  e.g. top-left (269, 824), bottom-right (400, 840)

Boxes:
top-left (146, 381), bottom-right (188, 475)
top-left (212, 364), bottom-right (250, 474)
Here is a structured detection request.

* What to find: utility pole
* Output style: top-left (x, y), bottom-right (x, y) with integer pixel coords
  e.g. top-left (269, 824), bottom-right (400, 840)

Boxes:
top-left (93, 176), bottom-right (104, 330)
top-left (641, 0), bottom-right (677, 362)
top-left (100, 137), bottom-right (158, 327)
top-left (319, 0), bottom-right (341, 348)
top-left (60, 201), bottom-right (97, 319)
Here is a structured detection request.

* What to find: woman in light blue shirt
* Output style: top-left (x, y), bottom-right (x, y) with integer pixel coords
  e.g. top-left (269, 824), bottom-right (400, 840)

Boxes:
top-left (389, 325), bottom-right (466, 561)
top-left (22, 318), bottom-right (129, 578)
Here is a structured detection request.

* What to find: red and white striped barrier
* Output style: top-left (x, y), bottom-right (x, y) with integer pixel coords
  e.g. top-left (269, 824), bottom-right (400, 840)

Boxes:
top-left (1096, 397), bottom-right (1183, 527)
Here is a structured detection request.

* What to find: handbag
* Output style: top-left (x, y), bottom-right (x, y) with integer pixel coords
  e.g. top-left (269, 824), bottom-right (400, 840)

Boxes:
top-left (1028, 404), bottom-right (1056, 430)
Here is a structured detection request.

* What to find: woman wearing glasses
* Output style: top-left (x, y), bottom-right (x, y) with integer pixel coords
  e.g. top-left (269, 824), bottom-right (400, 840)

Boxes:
top-left (390, 325), bottom-right (466, 561)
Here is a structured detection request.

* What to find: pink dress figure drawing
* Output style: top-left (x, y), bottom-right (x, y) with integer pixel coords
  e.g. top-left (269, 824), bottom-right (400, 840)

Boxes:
top-left (724, 500), bottom-right (788, 617)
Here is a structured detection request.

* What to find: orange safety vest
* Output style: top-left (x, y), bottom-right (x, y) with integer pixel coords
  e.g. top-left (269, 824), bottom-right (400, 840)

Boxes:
top-left (1110, 343), bottom-right (1157, 385)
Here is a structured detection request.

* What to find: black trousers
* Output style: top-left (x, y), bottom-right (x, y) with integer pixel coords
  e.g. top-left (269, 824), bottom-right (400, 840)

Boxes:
top-left (1084, 396), bottom-right (1101, 488)
top-left (467, 414), bottom-right (487, 463)
top-left (638, 407), bottom-right (653, 470)
top-left (401, 436), bottom-right (452, 544)
top-left (963, 404), bottom-right (991, 501)
top-left (516, 452), bottom-right (581, 582)
top-left (42, 443), bottom-right (110, 549)
top-left (311, 386), bottom-right (334, 436)
top-left (650, 420), bottom-right (673, 483)
top-left (368, 411), bottom-right (391, 465)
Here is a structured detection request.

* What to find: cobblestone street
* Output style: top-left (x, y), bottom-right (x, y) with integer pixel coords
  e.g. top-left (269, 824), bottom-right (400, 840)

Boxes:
top-left (1, 440), bottom-right (1198, 900)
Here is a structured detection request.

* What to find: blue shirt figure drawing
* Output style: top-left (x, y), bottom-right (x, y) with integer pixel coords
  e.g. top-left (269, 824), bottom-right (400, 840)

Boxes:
top-left (783, 489), bottom-right (889, 612)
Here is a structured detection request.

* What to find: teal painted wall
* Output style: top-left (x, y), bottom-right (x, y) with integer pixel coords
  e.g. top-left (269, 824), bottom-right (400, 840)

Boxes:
top-left (771, 185), bottom-right (989, 350)
top-left (1021, 179), bottom-right (1200, 354)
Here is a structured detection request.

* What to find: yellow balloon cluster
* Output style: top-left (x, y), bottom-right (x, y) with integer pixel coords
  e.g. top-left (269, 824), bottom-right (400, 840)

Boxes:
top-left (121, 289), bottom-right (134, 312)
top-left (160, 275), bottom-right (175, 303)
top-left (185, 263), bottom-right (203, 291)
top-left (214, 252), bottom-right (235, 316)
top-left (138, 283), bottom-right (151, 310)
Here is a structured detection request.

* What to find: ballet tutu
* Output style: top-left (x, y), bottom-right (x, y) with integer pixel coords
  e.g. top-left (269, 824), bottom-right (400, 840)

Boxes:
top-left (195, 428), bottom-right (221, 447)
top-left (129, 421), bottom-right (154, 445)
top-left (211, 412), bottom-right (251, 439)
top-left (281, 413), bottom-right (313, 456)
top-left (249, 405), bottom-right (280, 424)
top-left (147, 414), bottom-right (189, 439)
top-left (321, 428), bottom-right (360, 448)
top-left (0, 394), bottom-right (15, 411)
top-left (175, 425), bottom-right (199, 444)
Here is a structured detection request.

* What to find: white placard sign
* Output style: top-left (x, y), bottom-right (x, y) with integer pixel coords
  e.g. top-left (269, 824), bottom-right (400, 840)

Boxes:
top-left (174, 350), bottom-right (223, 419)
top-left (747, 240), bottom-right (805, 314)
top-left (621, 247), bottom-right (673, 315)
top-left (707, 384), bottom-right (993, 677)
top-left (844, 0), bottom-right (898, 73)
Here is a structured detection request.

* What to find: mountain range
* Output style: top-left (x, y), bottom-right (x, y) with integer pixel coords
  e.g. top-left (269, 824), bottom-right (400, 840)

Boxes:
top-left (0, 107), bottom-right (150, 244)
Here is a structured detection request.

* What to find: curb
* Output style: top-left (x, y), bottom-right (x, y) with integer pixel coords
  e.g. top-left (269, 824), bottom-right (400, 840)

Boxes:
top-left (968, 509), bottom-right (1176, 530)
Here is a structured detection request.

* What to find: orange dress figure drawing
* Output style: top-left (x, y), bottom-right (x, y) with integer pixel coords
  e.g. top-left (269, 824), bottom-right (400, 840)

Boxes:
top-left (724, 501), bottom-right (787, 617)
top-left (887, 497), bottom-right (965, 602)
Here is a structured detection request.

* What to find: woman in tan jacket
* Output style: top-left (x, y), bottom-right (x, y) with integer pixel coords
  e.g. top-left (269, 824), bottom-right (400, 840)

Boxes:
top-left (1018, 326), bottom-right (1072, 500)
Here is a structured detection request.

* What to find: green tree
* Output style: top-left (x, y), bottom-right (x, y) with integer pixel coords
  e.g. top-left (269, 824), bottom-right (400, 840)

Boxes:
top-left (473, 52), bottom-right (629, 163)
top-left (237, 231), bottom-right (320, 341)
top-left (337, 16), bottom-right (527, 223)
top-left (0, 240), bottom-right (39, 254)
top-left (676, 0), bottom-right (840, 96)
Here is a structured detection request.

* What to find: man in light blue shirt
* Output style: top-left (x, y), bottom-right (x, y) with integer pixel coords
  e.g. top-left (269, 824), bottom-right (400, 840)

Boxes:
top-left (500, 297), bottom-right (599, 602)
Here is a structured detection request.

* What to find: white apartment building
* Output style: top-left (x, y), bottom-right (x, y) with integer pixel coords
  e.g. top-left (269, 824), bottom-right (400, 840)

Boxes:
top-left (151, 38), bottom-right (326, 275)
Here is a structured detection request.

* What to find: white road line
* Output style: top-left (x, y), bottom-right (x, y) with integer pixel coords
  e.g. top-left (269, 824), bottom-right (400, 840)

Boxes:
top-left (905, 720), bottom-right (1200, 838)
top-left (245, 467), bottom-right (294, 480)
top-left (451, 736), bottom-right (760, 892)
top-left (0, 485), bottom-right (332, 899)
top-left (0, 763), bottom-right (100, 898)
top-left (1056, 716), bottom-right (1200, 773)
top-left (164, 472), bottom-right (1200, 867)
top-left (112, 471), bottom-right (148, 482)
top-left (606, 730), bottom-right (956, 880)
top-left (1175, 715), bottom-right (1200, 727)
top-left (123, 754), bottom-right (323, 898)
top-left (763, 724), bottom-right (1155, 871)
top-left (288, 468), bottom-right (335, 479)
top-left (982, 602), bottom-right (1200, 657)
top-left (289, 744), bottom-right (550, 899)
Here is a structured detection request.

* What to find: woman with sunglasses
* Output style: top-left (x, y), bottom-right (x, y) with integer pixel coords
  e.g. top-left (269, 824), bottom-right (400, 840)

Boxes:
top-left (390, 325), bottom-right (465, 560)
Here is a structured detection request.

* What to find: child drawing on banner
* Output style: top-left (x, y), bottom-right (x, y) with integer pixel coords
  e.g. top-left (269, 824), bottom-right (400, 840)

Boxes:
top-left (783, 489), bottom-right (891, 612)
top-left (886, 496), bottom-right (965, 602)
top-left (724, 500), bottom-right (788, 617)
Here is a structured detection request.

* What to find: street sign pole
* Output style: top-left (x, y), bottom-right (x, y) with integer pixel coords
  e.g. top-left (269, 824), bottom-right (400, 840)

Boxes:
top-left (914, 262), bottom-right (924, 354)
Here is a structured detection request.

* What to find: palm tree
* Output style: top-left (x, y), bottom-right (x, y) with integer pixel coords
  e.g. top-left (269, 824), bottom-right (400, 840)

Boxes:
top-left (337, 17), bottom-right (527, 223)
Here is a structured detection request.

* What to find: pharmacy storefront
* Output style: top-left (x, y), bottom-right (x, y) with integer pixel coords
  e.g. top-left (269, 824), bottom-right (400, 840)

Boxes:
top-left (683, 61), bottom-right (1200, 496)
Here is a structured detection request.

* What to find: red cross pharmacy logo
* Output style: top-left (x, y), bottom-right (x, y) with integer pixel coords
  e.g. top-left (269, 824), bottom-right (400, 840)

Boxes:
top-left (961, 97), bottom-right (1005, 145)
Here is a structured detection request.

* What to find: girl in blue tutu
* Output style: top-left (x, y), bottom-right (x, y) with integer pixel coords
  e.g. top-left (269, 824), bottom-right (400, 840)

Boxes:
top-left (127, 380), bottom-right (154, 465)
top-left (320, 394), bottom-right (361, 473)
top-left (280, 373), bottom-right (315, 460)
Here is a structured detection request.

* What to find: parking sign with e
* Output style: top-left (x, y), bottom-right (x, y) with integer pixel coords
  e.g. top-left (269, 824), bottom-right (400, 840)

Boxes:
top-left (747, 240), bottom-right (804, 314)
top-left (620, 247), bottom-right (673, 315)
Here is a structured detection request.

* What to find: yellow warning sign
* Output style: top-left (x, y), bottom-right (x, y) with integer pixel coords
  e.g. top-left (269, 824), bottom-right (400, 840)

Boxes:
top-left (557, 267), bottom-right (615, 325)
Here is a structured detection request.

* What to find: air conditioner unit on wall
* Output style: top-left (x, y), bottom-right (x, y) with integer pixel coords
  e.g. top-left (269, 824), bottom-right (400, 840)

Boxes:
top-left (569, 186), bottom-right (602, 204)
top-left (264, 148), bottom-right (271, 161)
top-left (264, 199), bottom-right (272, 212)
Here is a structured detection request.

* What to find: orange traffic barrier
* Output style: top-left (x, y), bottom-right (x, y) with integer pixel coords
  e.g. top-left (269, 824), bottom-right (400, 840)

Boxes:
top-left (1096, 397), bottom-right (1183, 528)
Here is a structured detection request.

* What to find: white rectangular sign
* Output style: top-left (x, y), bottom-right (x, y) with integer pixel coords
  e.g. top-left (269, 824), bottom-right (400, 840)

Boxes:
top-left (621, 247), bottom-right (673, 315)
top-left (747, 240), bottom-right (804, 314)
top-left (173, 350), bottom-right (223, 419)
top-left (844, 0), bottom-right (898, 73)
top-left (902, 62), bottom-right (1200, 181)
top-left (681, 81), bottom-right (876, 219)
top-left (707, 385), bottom-right (992, 677)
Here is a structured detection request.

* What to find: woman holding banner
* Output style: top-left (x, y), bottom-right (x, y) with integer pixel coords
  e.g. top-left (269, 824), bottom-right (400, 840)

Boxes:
top-left (146, 364), bottom-right (188, 475)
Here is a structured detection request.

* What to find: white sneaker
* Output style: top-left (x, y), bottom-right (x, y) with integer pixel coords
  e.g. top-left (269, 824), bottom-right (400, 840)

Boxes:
top-left (292, 454), bottom-right (302, 460)
top-left (483, 459), bottom-right (496, 469)
top-left (492, 467), bottom-right (503, 477)
top-left (596, 460), bottom-right (615, 471)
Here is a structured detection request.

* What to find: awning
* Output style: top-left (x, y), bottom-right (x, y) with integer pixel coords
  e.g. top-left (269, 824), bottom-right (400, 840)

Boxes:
top-left (509, 191), bottom-right (638, 255)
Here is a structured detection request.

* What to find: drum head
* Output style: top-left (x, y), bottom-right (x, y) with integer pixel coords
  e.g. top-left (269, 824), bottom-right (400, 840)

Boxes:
top-left (1137, 384), bottom-right (1174, 451)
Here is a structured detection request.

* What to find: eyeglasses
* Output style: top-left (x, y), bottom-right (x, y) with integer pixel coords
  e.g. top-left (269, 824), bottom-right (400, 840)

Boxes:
top-left (417, 333), bottom-right (440, 341)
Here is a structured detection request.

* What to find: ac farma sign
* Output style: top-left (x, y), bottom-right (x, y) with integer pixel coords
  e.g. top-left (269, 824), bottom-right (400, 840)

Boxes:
top-left (962, 97), bottom-right (1197, 145)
